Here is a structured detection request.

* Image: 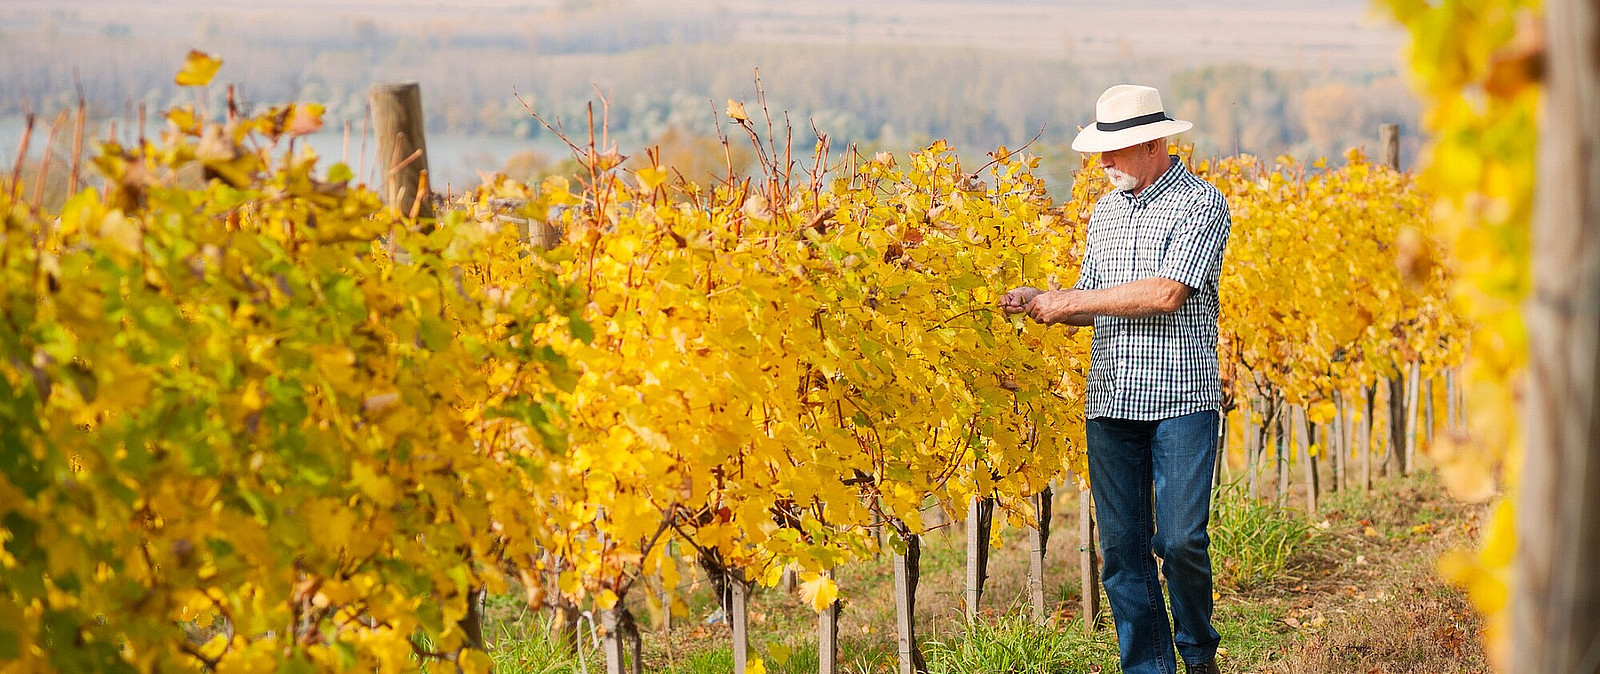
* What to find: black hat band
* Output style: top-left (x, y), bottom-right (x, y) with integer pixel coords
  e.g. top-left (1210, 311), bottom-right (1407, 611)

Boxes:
top-left (1096, 110), bottom-right (1173, 132)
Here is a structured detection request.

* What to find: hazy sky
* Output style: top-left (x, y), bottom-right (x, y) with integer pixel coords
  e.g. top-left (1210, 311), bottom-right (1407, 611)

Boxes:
top-left (2, 0), bottom-right (1413, 186)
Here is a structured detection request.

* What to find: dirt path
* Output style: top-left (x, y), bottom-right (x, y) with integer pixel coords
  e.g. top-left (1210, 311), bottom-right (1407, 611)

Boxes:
top-left (1223, 476), bottom-right (1491, 673)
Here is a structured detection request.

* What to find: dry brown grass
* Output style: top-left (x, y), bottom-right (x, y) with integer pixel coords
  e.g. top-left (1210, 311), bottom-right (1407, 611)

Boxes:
top-left (1287, 586), bottom-right (1486, 674)
top-left (1232, 474), bottom-right (1493, 674)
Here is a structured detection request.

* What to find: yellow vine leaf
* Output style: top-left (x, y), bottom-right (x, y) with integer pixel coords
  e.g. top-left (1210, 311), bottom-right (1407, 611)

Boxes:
top-left (175, 49), bottom-right (222, 87)
top-left (798, 573), bottom-right (839, 613)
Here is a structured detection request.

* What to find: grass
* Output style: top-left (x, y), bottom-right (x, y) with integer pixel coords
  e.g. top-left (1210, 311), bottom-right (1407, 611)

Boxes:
top-left (491, 634), bottom-right (594, 674)
top-left (922, 615), bottom-right (1120, 674)
top-left (1209, 480), bottom-right (1318, 591)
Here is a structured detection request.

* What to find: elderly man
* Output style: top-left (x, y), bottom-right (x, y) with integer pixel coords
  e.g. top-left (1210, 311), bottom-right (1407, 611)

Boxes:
top-left (1003, 84), bottom-right (1231, 674)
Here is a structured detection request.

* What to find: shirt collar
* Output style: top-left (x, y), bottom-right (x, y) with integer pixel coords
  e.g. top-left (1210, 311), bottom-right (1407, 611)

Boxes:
top-left (1118, 155), bottom-right (1186, 206)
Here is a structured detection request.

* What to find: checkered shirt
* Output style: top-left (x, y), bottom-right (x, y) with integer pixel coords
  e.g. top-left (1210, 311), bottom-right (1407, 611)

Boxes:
top-left (1073, 157), bottom-right (1232, 421)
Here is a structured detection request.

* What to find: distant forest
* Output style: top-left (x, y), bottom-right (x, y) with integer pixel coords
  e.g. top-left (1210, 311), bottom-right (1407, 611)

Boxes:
top-left (1, 0), bottom-right (1422, 182)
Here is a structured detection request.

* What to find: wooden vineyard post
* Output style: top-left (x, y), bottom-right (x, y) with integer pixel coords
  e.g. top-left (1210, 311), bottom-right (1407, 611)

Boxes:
top-left (1443, 368), bottom-right (1458, 432)
top-left (524, 216), bottom-right (560, 250)
top-left (1362, 384), bottom-right (1375, 491)
top-left (1404, 361), bottom-right (1421, 475)
top-left (890, 519), bottom-right (928, 674)
top-left (1295, 405), bottom-right (1318, 516)
top-left (1331, 390), bottom-right (1345, 493)
top-left (1079, 491), bottom-right (1101, 634)
top-left (922, 498), bottom-right (950, 533)
top-left (731, 569), bottom-right (750, 673)
top-left (1516, 2), bottom-right (1600, 668)
top-left (368, 81), bottom-right (434, 219)
top-left (1027, 486), bottom-right (1053, 622)
top-left (602, 603), bottom-right (642, 674)
top-left (1342, 389), bottom-right (1356, 492)
top-left (1246, 399), bottom-right (1260, 498)
top-left (659, 572), bottom-right (673, 632)
top-left (1380, 122), bottom-right (1401, 171)
top-left (1387, 373), bottom-right (1407, 477)
top-left (1424, 375), bottom-right (1436, 444)
top-left (781, 566), bottom-right (797, 593)
top-left (818, 569), bottom-right (840, 674)
top-left (1379, 126), bottom-right (1406, 474)
top-left (1280, 401), bottom-right (1292, 502)
top-left (603, 609), bottom-right (624, 674)
top-left (965, 495), bottom-right (995, 622)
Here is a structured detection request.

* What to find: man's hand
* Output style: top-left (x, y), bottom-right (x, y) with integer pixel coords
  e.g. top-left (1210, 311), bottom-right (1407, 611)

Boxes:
top-left (1000, 286), bottom-right (1043, 314)
top-left (1025, 289), bottom-right (1079, 325)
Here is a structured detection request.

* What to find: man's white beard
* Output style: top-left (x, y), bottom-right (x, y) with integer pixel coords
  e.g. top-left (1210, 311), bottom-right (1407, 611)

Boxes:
top-left (1106, 167), bottom-right (1139, 191)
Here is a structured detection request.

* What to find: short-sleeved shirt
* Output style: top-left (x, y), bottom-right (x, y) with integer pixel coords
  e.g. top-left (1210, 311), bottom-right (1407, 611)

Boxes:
top-left (1074, 157), bottom-right (1232, 421)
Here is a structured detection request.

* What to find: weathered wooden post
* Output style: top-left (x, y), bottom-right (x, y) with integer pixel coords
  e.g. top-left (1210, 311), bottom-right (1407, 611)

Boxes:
top-left (1404, 361), bottom-right (1421, 475)
top-left (1443, 368), bottom-right (1458, 432)
top-left (1245, 402), bottom-right (1258, 499)
top-left (602, 603), bottom-right (642, 674)
top-left (602, 610), bottom-right (625, 674)
top-left (1386, 374), bottom-right (1407, 476)
top-left (964, 495), bottom-right (995, 622)
top-left (890, 519), bottom-right (928, 674)
top-left (1380, 123), bottom-right (1410, 480)
top-left (1342, 389), bottom-right (1355, 492)
top-left (1276, 404), bottom-right (1290, 503)
top-left (1362, 384), bottom-right (1375, 491)
top-left (818, 569), bottom-right (840, 674)
top-left (1516, 1), bottom-right (1600, 668)
top-left (1380, 122), bottom-right (1400, 171)
top-left (780, 566), bottom-right (797, 593)
top-left (731, 570), bottom-right (750, 673)
top-left (654, 546), bottom-right (674, 634)
top-left (1079, 491), bottom-right (1101, 634)
top-left (659, 579), bottom-right (672, 632)
top-left (1302, 407), bottom-right (1319, 515)
top-left (1331, 390), bottom-right (1346, 493)
top-left (369, 81), bottom-right (434, 219)
top-left (1027, 486), bottom-right (1053, 622)
top-left (923, 499), bottom-right (950, 533)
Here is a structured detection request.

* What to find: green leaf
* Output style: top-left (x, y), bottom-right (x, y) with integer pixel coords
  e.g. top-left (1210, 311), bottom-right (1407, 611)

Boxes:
top-left (567, 313), bottom-right (594, 343)
top-left (0, 629), bottom-right (19, 659)
top-left (326, 163), bottom-right (354, 184)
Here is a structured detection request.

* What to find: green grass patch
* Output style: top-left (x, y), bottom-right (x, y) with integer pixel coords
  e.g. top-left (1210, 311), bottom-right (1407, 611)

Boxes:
top-left (922, 616), bottom-right (1121, 674)
top-left (1209, 481), bottom-right (1318, 591)
top-left (482, 616), bottom-right (602, 674)
top-left (490, 636), bottom-right (593, 674)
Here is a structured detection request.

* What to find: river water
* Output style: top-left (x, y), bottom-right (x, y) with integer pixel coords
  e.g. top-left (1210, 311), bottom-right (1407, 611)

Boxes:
top-left (0, 115), bottom-right (561, 193)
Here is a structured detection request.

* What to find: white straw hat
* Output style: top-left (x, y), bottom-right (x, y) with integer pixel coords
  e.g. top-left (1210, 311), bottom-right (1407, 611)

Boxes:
top-left (1070, 84), bottom-right (1193, 153)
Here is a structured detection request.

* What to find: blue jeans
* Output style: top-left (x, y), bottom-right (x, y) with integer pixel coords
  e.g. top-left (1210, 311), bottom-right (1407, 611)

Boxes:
top-left (1086, 410), bottom-right (1221, 674)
